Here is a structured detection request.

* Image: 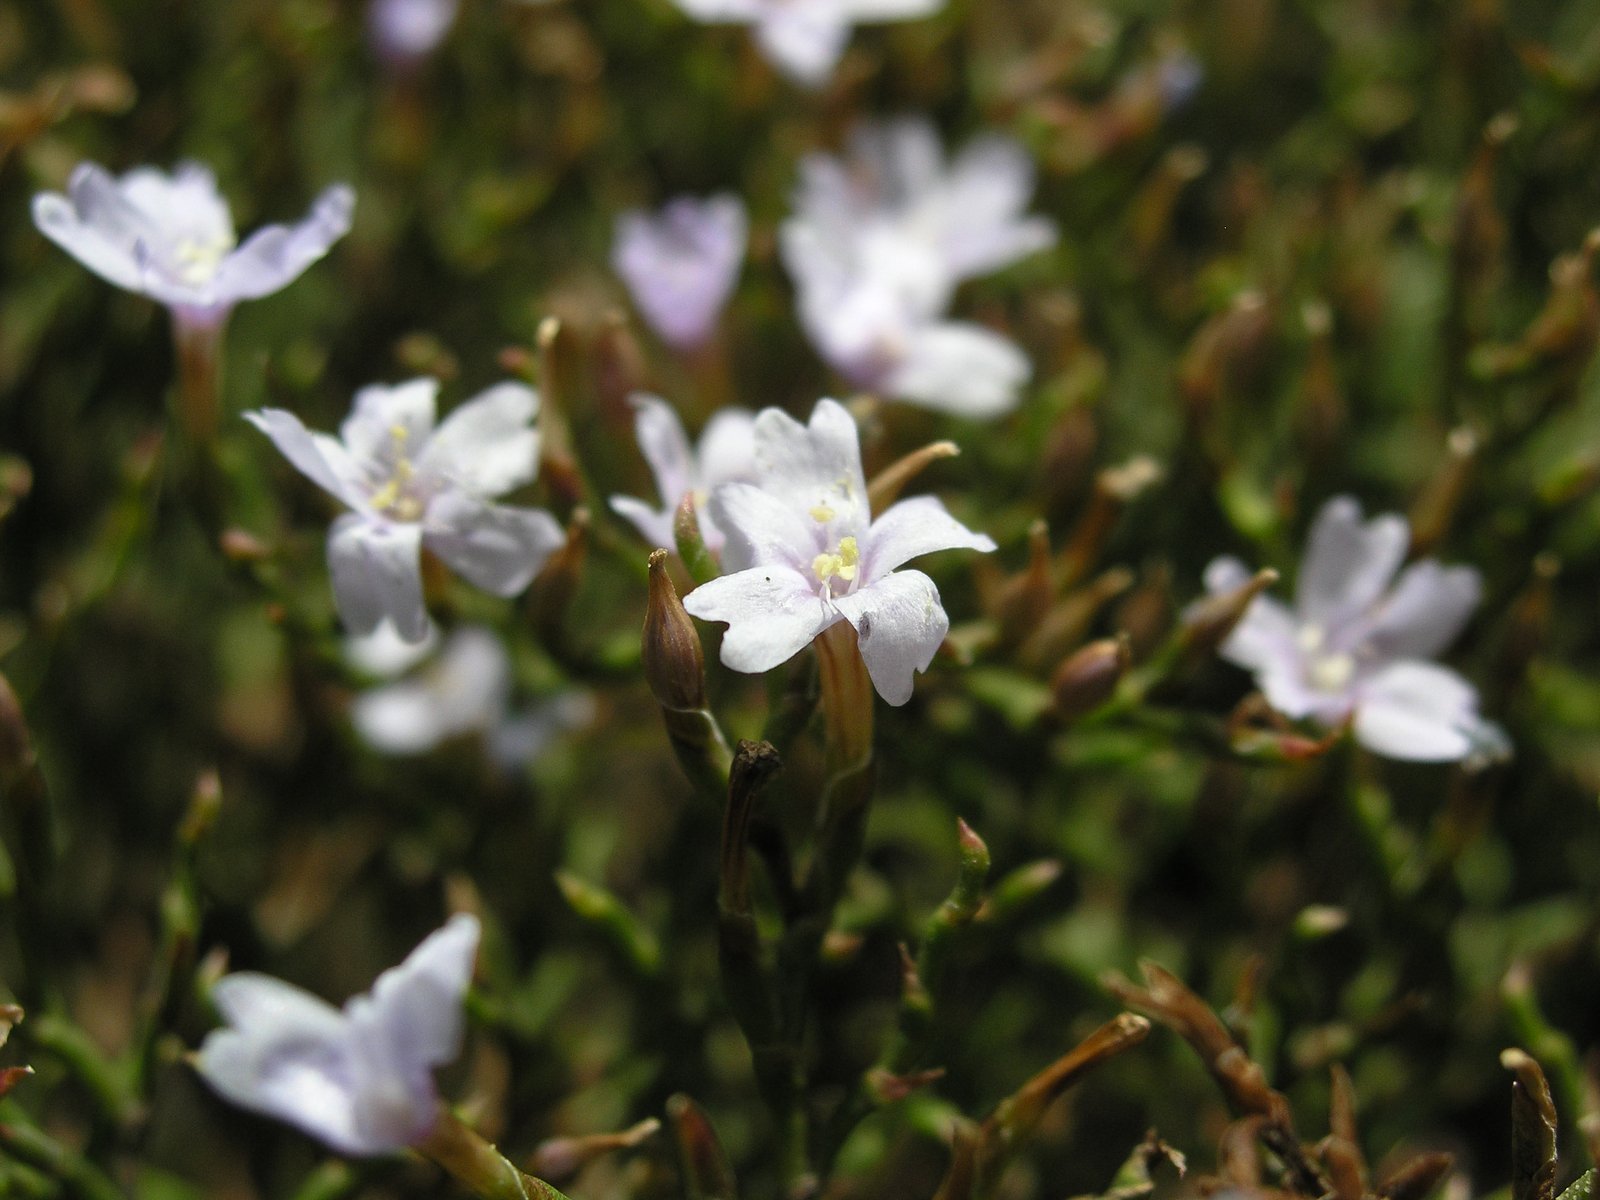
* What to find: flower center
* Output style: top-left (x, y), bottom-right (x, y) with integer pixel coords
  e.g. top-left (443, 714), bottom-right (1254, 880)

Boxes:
top-left (369, 425), bottom-right (425, 521)
top-left (173, 231), bottom-right (236, 285)
top-left (812, 535), bottom-right (860, 595)
top-left (1297, 624), bottom-right (1356, 693)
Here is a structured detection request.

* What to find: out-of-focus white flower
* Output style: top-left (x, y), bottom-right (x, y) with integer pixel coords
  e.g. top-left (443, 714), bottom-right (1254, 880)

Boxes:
top-left (781, 119), bottom-right (1056, 417)
top-left (351, 625), bottom-right (594, 763)
top-left (368, 0), bottom-right (459, 68)
top-left (346, 617), bottom-right (441, 678)
top-left (32, 162), bottom-right (353, 330)
top-left (610, 394), bottom-right (757, 553)
top-left (670, 0), bottom-right (943, 87)
top-left (247, 379), bottom-right (564, 643)
top-left (195, 914), bottom-right (479, 1157)
top-left (613, 195), bottom-right (747, 351)
top-left (1203, 496), bottom-right (1508, 764)
top-left (683, 398), bottom-right (994, 704)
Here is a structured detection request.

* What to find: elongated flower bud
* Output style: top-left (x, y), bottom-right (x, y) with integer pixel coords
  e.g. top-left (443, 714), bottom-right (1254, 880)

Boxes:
top-left (645, 549), bottom-right (707, 712)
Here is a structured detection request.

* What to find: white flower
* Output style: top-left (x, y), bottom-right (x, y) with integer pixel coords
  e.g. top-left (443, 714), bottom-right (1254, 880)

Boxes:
top-left (683, 398), bottom-right (994, 704)
top-left (345, 617), bottom-right (441, 679)
top-left (1204, 496), bottom-right (1508, 763)
top-left (351, 625), bottom-right (594, 763)
top-left (671, 0), bottom-right (944, 87)
top-left (195, 914), bottom-right (479, 1157)
top-left (613, 195), bottom-right (747, 351)
top-left (368, 0), bottom-right (458, 67)
top-left (32, 162), bottom-right (353, 329)
top-left (247, 379), bottom-right (564, 643)
top-left (781, 119), bottom-right (1056, 417)
top-left (609, 394), bottom-right (757, 553)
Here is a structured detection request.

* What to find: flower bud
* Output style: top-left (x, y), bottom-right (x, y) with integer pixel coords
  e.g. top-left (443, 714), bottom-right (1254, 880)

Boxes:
top-left (1050, 634), bottom-right (1132, 721)
top-left (673, 493), bottom-right (719, 586)
top-left (666, 1094), bottom-right (737, 1200)
top-left (978, 859), bottom-right (1062, 923)
top-left (1179, 567), bottom-right (1278, 659)
top-left (1056, 457), bottom-right (1161, 588)
top-left (592, 311), bottom-right (649, 425)
top-left (644, 550), bottom-right (707, 712)
top-left (990, 520), bottom-right (1054, 644)
top-left (218, 528), bottom-right (271, 563)
top-left (527, 509), bottom-right (589, 649)
top-left (527, 1118), bottom-right (660, 1184)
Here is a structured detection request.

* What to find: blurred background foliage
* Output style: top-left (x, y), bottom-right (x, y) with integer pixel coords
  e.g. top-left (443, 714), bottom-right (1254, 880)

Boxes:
top-left (5, 0), bottom-right (1600, 1197)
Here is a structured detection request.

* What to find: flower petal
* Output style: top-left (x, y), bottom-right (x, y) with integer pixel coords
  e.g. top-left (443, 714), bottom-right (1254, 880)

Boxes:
top-left (346, 618), bottom-right (440, 679)
top-left (751, 399), bottom-right (870, 532)
top-left (416, 382), bottom-right (540, 497)
top-left (328, 515), bottom-right (428, 641)
top-left (887, 322), bottom-right (1031, 417)
top-left (1352, 660), bottom-right (1493, 762)
top-left (706, 481), bottom-right (819, 574)
top-left (931, 135), bottom-right (1058, 281)
top-left (1295, 496), bottom-right (1408, 629)
top-left (211, 973), bottom-right (345, 1036)
top-left (340, 379), bottom-right (439, 468)
top-left (245, 408), bottom-right (365, 509)
top-left (613, 198), bottom-right (747, 349)
top-left (351, 679), bottom-right (451, 754)
top-left (31, 165), bottom-right (148, 293)
top-left (843, 0), bottom-right (944, 19)
top-left (610, 495), bottom-right (677, 550)
top-left (422, 493), bottom-right (565, 596)
top-left (212, 184), bottom-right (355, 303)
top-left (196, 1023), bottom-right (375, 1155)
top-left (831, 568), bottom-right (949, 706)
top-left (865, 495), bottom-right (995, 580)
top-left (629, 394), bottom-right (697, 518)
top-left (670, 0), bottom-right (763, 18)
top-left (683, 565), bottom-right (838, 674)
top-left (1365, 560), bottom-right (1482, 660)
top-left (358, 913), bottom-right (479, 1073)
top-left (696, 407), bottom-right (758, 486)
top-left (755, 8), bottom-right (852, 85)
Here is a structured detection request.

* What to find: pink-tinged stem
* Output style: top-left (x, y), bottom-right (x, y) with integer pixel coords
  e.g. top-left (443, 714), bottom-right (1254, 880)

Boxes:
top-left (173, 315), bottom-right (225, 448)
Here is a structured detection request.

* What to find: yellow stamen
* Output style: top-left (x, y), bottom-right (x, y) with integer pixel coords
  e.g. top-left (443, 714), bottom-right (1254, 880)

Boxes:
top-left (836, 535), bottom-right (859, 581)
top-left (370, 459), bottom-right (416, 518)
top-left (813, 552), bottom-right (845, 582)
top-left (810, 503), bottom-right (836, 523)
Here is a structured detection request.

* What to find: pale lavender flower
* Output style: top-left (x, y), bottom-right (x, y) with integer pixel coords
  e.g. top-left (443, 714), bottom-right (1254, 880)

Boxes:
top-left (350, 624), bottom-right (595, 763)
top-left (32, 162), bottom-right (353, 331)
top-left (609, 394), bottom-right (757, 553)
top-left (671, 0), bottom-right (944, 87)
top-left (1203, 496), bottom-right (1508, 763)
top-left (195, 914), bottom-right (479, 1157)
top-left (368, 0), bottom-right (458, 68)
top-left (613, 195), bottom-right (747, 351)
top-left (683, 398), bottom-right (994, 705)
top-left (247, 379), bottom-right (564, 643)
top-left (781, 119), bottom-right (1056, 417)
